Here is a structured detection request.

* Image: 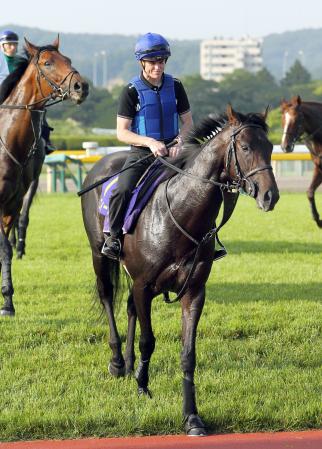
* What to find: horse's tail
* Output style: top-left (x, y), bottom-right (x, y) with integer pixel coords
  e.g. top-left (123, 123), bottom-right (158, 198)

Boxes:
top-left (108, 260), bottom-right (132, 315)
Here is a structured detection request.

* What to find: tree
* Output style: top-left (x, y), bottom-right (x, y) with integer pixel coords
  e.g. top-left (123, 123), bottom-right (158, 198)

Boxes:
top-left (281, 60), bottom-right (311, 86)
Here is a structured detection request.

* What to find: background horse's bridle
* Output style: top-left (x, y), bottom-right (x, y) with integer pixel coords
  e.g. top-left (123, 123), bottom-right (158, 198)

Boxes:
top-left (282, 108), bottom-right (322, 163)
top-left (0, 48), bottom-right (79, 168)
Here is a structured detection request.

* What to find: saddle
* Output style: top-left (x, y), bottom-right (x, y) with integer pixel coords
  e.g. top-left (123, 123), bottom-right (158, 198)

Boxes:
top-left (99, 159), bottom-right (167, 234)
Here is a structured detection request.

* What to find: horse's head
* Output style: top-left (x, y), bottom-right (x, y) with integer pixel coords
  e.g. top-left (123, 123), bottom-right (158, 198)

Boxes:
top-left (24, 36), bottom-right (89, 104)
top-left (222, 105), bottom-right (279, 212)
top-left (280, 96), bottom-right (303, 153)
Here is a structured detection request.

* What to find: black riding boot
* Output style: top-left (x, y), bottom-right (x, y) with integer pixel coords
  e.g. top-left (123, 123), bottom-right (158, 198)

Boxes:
top-left (101, 234), bottom-right (122, 260)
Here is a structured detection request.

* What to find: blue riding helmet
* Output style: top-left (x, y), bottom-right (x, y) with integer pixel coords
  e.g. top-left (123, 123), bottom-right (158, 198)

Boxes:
top-left (135, 33), bottom-right (171, 61)
top-left (0, 30), bottom-right (19, 44)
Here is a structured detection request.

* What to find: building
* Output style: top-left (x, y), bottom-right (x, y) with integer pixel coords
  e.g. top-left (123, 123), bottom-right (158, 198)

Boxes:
top-left (200, 37), bottom-right (263, 82)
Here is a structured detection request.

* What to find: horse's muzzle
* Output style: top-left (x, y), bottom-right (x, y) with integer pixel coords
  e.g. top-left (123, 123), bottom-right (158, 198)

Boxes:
top-left (281, 141), bottom-right (294, 153)
top-left (70, 79), bottom-right (89, 104)
top-left (257, 187), bottom-right (280, 212)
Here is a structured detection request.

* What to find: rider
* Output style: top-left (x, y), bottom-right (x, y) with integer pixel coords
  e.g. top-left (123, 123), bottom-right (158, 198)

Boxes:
top-left (0, 29), bottom-right (55, 153)
top-left (102, 32), bottom-right (193, 260)
top-left (0, 50), bottom-right (9, 84)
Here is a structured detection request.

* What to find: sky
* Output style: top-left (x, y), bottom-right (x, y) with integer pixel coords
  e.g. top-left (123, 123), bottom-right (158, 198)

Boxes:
top-left (2, 0), bottom-right (322, 40)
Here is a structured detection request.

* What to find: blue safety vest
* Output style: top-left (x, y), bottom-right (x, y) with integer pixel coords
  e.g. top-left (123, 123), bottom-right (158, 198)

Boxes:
top-left (130, 74), bottom-right (179, 141)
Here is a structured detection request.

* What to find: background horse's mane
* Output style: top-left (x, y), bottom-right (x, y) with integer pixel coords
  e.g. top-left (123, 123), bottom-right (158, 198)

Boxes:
top-left (170, 111), bottom-right (268, 171)
top-left (0, 45), bottom-right (57, 104)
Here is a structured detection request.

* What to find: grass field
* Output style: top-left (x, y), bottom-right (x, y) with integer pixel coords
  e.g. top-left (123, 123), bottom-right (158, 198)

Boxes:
top-left (0, 192), bottom-right (321, 441)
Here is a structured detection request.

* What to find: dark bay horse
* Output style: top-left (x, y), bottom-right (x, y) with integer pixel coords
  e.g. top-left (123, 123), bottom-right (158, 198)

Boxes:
top-left (0, 37), bottom-right (88, 316)
top-left (81, 106), bottom-right (279, 436)
top-left (281, 95), bottom-right (322, 227)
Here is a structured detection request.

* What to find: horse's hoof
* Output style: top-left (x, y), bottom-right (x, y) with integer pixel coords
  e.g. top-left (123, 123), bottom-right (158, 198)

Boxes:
top-left (108, 362), bottom-right (125, 378)
top-left (16, 251), bottom-right (24, 260)
top-left (0, 307), bottom-right (15, 317)
top-left (184, 414), bottom-right (207, 436)
top-left (138, 387), bottom-right (152, 398)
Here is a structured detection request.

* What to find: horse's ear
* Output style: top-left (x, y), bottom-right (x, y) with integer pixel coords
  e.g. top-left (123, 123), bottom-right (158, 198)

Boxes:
top-left (291, 95), bottom-right (301, 106)
top-left (24, 38), bottom-right (39, 57)
top-left (262, 105), bottom-right (270, 121)
top-left (52, 34), bottom-right (59, 50)
top-left (226, 104), bottom-right (239, 125)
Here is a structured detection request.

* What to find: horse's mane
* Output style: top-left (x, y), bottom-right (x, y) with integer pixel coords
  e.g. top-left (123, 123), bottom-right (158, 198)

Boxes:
top-left (170, 111), bottom-right (269, 171)
top-left (0, 45), bottom-right (58, 104)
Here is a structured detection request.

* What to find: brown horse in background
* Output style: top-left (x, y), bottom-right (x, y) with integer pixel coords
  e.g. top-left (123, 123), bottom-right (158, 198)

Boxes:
top-left (81, 106), bottom-right (279, 436)
top-left (281, 95), bottom-right (322, 227)
top-left (0, 37), bottom-right (88, 316)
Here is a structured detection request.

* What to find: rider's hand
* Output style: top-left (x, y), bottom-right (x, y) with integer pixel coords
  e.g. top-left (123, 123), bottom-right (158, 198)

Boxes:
top-left (149, 140), bottom-right (168, 157)
top-left (168, 136), bottom-right (183, 158)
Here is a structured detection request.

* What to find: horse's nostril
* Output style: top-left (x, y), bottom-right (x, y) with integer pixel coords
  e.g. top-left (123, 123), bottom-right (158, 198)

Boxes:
top-left (73, 82), bottom-right (81, 92)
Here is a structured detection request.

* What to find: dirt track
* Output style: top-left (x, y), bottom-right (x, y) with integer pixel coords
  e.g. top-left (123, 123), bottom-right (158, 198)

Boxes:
top-left (1, 431), bottom-right (321, 449)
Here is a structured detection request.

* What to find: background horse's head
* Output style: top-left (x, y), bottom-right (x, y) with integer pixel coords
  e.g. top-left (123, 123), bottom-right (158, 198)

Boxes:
top-left (24, 36), bottom-right (89, 104)
top-left (280, 95), bottom-right (303, 153)
top-left (222, 105), bottom-right (279, 211)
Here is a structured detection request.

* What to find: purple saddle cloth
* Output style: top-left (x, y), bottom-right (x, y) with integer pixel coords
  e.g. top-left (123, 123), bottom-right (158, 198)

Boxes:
top-left (99, 159), bottom-right (167, 234)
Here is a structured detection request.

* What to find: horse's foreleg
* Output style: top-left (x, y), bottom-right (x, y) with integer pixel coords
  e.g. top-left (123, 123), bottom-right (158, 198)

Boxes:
top-left (17, 178), bottom-right (39, 258)
top-left (307, 164), bottom-right (322, 228)
top-left (9, 218), bottom-right (18, 249)
top-left (133, 285), bottom-right (154, 397)
top-left (181, 286), bottom-right (206, 436)
top-left (124, 292), bottom-right (137, 375)
top-left (93, 254), bottom-right (125, 377)
top-left (0, 231), bottom-right (14, 316)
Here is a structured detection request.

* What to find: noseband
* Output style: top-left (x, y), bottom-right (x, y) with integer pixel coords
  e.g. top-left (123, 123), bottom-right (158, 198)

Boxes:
top-left (226, 124), bottom-right (273, 198)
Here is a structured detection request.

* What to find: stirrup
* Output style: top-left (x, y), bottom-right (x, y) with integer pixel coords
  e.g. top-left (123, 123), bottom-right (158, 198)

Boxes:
top-left (101, 237), bottom-right (122, 260)
top-left (213, 247), bottom-right (227, 261)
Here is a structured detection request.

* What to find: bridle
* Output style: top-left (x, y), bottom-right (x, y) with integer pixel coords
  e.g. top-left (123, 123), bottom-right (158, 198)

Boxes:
top-left (159, 123), bottom-right (273, 197)
top-left (282, 107), bottom-right (322, 162)
top-left (226, 124), bottom-right (273, 198)
top-left (282, 109), bottom-right (305, 150)
top-left (0, 48), bottom-right (79, 168)
top-left (33, 49), bottom-right (78, 108)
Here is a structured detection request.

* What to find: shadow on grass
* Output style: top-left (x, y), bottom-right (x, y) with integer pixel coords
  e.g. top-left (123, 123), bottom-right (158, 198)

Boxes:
top-left (224, 240), bottom-right (322, 254)
top-left (206, 282), bottom-right (322, 303)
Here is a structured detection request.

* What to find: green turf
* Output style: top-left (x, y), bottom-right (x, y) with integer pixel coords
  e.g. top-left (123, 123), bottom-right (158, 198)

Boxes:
top-left (0, 192), bottom-right (321, 441)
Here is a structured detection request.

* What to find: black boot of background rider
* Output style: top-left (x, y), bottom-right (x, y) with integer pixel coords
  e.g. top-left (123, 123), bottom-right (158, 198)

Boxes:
top-left (41, 121), bottom-right (55, 154)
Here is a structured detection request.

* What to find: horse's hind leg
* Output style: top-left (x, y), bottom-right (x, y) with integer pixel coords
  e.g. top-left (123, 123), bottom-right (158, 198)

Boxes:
top-left (16, 178), bottom-right (39, 258)
top-left (124, 291), bottom-right (137, 375)
top-left (133, 284), bottom-right (155, 397)
top-left (93, 254), bottom-right (125, 377)
top-left (307, 164), bottom-right (322, 228)
top-left (0, 230), bottom-right (15, 316)
top-left (181, 286), bottom-right (207, 436)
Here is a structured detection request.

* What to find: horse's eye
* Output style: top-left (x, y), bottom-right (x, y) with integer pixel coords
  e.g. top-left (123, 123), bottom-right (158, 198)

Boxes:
top-left (241, 144), bottom-right (250, 152)
top-left (44, 61), bottom-right (51, 67)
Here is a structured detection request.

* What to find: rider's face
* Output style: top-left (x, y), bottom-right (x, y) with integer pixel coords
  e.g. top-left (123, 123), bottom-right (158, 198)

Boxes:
top-left (141, 58), bottom-right (166, 85)
top-left (2, 42), bottom-right (18, 57)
